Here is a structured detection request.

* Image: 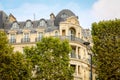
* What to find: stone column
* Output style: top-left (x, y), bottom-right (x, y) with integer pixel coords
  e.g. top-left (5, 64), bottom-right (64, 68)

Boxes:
top-left (76, 65), bottom-right (78, 76)
top-left (76, 46), bottom-right (78, 59)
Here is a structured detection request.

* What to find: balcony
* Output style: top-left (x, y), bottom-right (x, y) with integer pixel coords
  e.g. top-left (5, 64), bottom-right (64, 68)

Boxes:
top-left (9, 39), bottom-right (16, 43)
top-left (35, 37), bottom-right (42, 42)
top-left (53, 36), bottom-right (84, 44)
top-left (21, 38), bottom-right (30, 43)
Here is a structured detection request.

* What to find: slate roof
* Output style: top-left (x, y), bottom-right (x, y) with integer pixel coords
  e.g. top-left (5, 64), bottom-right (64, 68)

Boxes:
top-left (0, 11), bottom-right (8, 29)
top-left (1, 9), bottom-right (76, 33)
top-left (55, 9), bottom-right (76, 26)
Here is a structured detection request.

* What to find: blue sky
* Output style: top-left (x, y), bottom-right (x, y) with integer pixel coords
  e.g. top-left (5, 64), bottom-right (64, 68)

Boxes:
top-left (0, 0), bottom-right (120, 29)
top-left (1, 0), bottom-right (95, 9)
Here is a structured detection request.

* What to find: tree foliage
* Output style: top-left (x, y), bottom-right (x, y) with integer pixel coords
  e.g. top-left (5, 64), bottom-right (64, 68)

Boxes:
top-left (92, 19), bottom-right (120, 80)
top-left (24, 37), bottom-right (74, 80)
top-left (0, 31), bottom-right (31, 80)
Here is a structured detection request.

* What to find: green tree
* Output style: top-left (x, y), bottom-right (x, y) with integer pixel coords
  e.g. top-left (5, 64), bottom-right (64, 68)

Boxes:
top-left (0, 31), bottom-right (32, 80)
top-left (92, 19), bottom-right (120, 80)
top-left (24, 37), bottom-right (74, 80)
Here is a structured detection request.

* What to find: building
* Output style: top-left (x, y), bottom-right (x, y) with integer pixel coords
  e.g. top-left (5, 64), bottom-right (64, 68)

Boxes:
top-left (0, 9), bottom-right (96, 80)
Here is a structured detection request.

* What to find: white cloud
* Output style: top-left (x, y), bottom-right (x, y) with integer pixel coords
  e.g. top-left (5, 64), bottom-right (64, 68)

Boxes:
top-left (92, 0), bottom-right (120, 20)
top-left (2, 0), bottom-right (120, 29)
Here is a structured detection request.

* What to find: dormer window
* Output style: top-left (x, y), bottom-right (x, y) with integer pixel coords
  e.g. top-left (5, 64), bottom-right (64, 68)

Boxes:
top-left (55, 31), bottom-right (58, 36)
top-left (26, 21), bottom-right (32, 28)
top-left (61, 13), bottom-right (68, 18)
top-left (11, 22), bottom-right (19, 29)
top-left (39, 20), bottom-right (46, 27)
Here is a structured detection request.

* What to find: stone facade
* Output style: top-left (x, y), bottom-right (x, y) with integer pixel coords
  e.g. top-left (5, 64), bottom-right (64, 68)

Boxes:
top-left (0, 9), bottom-right (96, 80)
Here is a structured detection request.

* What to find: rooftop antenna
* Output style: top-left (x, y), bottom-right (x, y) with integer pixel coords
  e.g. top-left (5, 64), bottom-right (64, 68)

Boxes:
top-left (33, 13), bottom-right (35, 21)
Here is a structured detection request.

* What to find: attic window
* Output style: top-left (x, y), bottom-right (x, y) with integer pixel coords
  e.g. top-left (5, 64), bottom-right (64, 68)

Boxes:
top-left (61, 13), bottom-right (68, 18)
top-left (39, 20), bottom-right (46, 27)
top-left (26, 21), bottom-right (32, 28)
top-left (11, 22), bottom-right (19, 29)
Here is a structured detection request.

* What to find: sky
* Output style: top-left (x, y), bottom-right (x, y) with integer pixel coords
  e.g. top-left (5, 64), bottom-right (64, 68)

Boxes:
top-left (0, 0), bottom-right (120, 29)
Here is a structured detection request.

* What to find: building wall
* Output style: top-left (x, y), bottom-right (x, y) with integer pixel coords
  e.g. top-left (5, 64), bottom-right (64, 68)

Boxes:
top-left (7, 15), bottom-right (95, 80)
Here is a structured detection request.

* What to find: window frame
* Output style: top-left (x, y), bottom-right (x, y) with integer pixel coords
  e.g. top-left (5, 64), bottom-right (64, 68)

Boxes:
top-left (11, 22), bottom-right (19, 29)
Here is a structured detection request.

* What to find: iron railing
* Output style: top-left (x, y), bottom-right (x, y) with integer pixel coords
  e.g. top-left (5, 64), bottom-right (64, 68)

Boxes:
top-left (9, 39), bottom-right (16, 43)
top-left (53, 36), bottom-right (84, 44)
top-left (35, 37), bottom-right (42, 42)
top-left (21, 38), bottom-right (30, 43)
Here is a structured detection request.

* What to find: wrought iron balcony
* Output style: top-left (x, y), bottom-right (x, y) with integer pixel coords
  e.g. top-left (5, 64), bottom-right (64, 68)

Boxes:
top-left (35, 37), bottom-right (42, 42)
top-left (21, 38), bottom-right (30, 43)
top-left (53, 36), bottom-right (84, 44)
top-left (9, 39), bottom-right (16, 43)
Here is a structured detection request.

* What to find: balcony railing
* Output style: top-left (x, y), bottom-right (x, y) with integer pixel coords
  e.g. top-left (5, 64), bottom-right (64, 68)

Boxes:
top-left (10, 36), bottom-right (84, 45)
top-left (21, 38), bottom-right (30, 43)
top-left (9, 39), bottom-right (16, 43)
top-left (35, 37), bottom-right (42, 42)
top-left (53, 36), bottom-right (84, 44)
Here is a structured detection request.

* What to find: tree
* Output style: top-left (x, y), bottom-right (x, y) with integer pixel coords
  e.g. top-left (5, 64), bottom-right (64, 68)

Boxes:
top-left (92, 19), bottom-right (120, 80)
top-left (0, 31), bottom-right (32, 80)
top-left (24, 37), bottom-right (74, 80)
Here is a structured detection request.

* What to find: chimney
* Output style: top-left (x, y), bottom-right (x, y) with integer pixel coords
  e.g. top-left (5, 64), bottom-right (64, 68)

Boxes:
top-left (50, 13), bottom-right (55, 20)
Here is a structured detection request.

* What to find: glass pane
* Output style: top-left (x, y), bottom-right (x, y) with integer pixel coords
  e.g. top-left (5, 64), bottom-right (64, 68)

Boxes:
top-left (26, 21), bottom-right (31, 28)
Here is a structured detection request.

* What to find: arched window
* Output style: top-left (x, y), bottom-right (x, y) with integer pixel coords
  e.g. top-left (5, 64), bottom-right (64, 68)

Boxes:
top-left (11, 22), bottom-right (19, 29)
top-left (69, 28), bottom-right (76, 37)
top-left (39, 20), bottom-right (46, 27)
top-left (69, 28), bottom-right (76, 41)
top-left (26, 21), bottom-right (32, 28)
top-left (55, 31), bottom-right (58, 36)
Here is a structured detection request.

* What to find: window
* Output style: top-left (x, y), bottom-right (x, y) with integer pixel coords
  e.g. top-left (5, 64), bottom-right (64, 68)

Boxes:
top-left (78, 47), bottom-right (81, 59)
top-left (69, 28), bottom-right (76, 37)
top-left (37, 32), bottom-right (43, 41)
top-left (62, 30), bottom-right (65, 36)
top-left (55, 31), bottom-right (58, 36)
top-left (61, 13), bottom-right (68, 18)
top-left (11, 22), bottom-right (19, 29)
top-left (39, 20), bottom-right (46, 27)
top-left (78, 33), bottom-right (80, 38)
top-left (38, 32), bottom-right (43, 38)
top-left (26, 21), bottom-right (32, 28)
top-left (70, 47), bottom-right (76, 58)
top-left (9, 34), bottom-right (16, 43)
top-left (71, 65), bottom-right (76, 73)
top-left (78, 66), bottom-right (81, 74)
top-left (24, 33), bottom-right (29, 39)
top-left (22, 33), bottom-right (30, 42)
top-left (69, 28), bottom-right (76, 41)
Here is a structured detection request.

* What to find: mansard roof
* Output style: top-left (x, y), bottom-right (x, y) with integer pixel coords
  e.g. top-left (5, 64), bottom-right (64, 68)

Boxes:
top-left (0, 11), bottom-right (8, 29)
top-left (2, 9), bottom-right (77, 32)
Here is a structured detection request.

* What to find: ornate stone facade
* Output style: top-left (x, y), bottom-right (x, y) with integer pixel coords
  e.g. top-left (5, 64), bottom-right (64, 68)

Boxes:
top-left (0, 9), bottom-right (96, 80)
